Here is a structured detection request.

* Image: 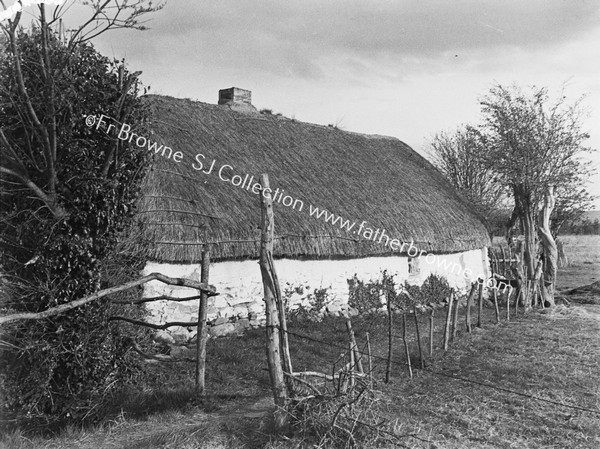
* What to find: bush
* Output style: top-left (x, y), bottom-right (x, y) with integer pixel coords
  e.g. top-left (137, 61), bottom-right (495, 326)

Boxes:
top-left (349, 272), bottom-right (452, 314)
top-left (347, 273), bottom-right (386, 314)
top-left (0, 29), bottom-right (151, 426)
top-left (284, 284), bottom-right (331, 322)
top-left (390, 273), bottom-right (453, 312)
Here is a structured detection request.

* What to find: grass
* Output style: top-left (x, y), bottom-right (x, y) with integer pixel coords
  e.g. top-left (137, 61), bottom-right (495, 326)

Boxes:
top-left (491, 234), bottom-right (600, 266)
top-left (3, 297), bottom-right (599, 448)
top-left (2, 238), bottom-right (600, 448)
top-left (492, 234), bottom-right (600, 291)
top-left (557, 235), bottom-right (600, 265)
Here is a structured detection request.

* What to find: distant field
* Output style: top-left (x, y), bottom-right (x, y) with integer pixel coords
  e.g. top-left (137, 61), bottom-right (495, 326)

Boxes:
top-left (583, 210), bottom-right (600, 222)
top-left (492, 234), bottom-right (600, 265)
top-left (558, 234), bottom-right (600, 265)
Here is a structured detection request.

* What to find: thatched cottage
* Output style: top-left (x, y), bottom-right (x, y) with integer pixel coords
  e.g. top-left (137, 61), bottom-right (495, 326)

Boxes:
top-left (136, 88), bottom-right (491, 340)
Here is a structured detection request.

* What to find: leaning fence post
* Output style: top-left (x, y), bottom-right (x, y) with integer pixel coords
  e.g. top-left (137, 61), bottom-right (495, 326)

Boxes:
top-left (493, 287), bottom-right (500, 324)
top-left (366, 332), bottom-right (373, 387)
top-left (465, 282), bottom-right (476, 333)
top-left (346, 317), bottom-right (363, 374)
top-left (451, 293), bottom-right (460, 341)
top-left (259, 173), bottom-right (288, 431)
top-left (348, 337), bottom-right (355, 389)
top-left (443, 290), bottom-right (454, 351)
top-left (402, 313), bottom-right (413, 378)
top-left (385, 287), bottom-right (393, 383)
top-left (506, 287), bottom-right (511, 321)
top-left (413, 310), bottom-right (424, 369)
top-left (429, 307), bottom-right (435, 356)
top-left (195, 247), bottom-right (210, 396)
top-left (477, 282), bottom-right (483, 328)
top-left (272, 256), bottom-right (293, 376)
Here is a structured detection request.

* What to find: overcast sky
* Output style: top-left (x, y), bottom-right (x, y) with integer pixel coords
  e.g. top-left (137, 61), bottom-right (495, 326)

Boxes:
top-left (60, 0), bottom-right (600, 209)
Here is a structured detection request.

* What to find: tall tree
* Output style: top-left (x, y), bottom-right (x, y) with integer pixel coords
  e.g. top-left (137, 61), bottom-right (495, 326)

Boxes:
top-left (0, 1), bottom-right (163, 423)
top-left (480, 84), bottom-right (595, 306)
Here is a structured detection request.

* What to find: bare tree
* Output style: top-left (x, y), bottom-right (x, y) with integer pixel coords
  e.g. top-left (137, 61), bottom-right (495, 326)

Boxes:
top-left (429, 125), bottom-right (506, 236)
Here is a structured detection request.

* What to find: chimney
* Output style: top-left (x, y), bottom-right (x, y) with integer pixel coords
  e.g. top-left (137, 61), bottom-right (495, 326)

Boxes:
top-left (218, 87), bottom-right (251, 106)
top-left (218, 87), bottom-right (257, 113)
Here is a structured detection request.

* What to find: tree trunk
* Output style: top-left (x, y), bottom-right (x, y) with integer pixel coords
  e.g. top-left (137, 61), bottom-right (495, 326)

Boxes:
top-left (539, 187), bottom-right (558, 307)
top-left (520, 203), bottom-right (537, 281)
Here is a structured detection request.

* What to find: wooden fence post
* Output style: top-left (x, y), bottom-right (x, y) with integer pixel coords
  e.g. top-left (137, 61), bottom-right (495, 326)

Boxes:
top-left (414, 310), bottom-right (424, 369)
top-left (195, 248), bottom-right (210, 396)
top-left (385, 287), bottom-right (393, 383)
top-left (429, 308), bottom-right (435, 356)
top-left (259, 174), bottom-right (288, 431)
top-left (346, 317), bottom-right (363, 374)
top-left (465, 282), bottom-right (476, 333)
top-left (477, 282), bottom-right (483, 328)
top-left (451, 294), bottom-right (460, 341)
top-left (366, 332), bottom-right (373, 387)
top-left (492, 287), bottom-right (500, 324)
top-left (348, 336), bottom-right (355, 389)
top-left (443, 291), bottom-right (454, 351)
top-left (402, 313), bottom-right (413, 378)
top-left (271, 252), bottom-right (293, 376)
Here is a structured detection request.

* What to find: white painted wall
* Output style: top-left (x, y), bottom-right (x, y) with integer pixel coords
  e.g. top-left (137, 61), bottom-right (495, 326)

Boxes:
top-left (142, 248), bottom-right (489, 340)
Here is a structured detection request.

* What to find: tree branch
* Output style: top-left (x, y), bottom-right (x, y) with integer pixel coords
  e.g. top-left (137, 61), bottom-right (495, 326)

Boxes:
top-left (5, 11), bottom-right (57, 195)
top-left (0, 166), bottom-right (67, 218)
top-left (109, 316), bottom-right (199, 330)
top-left (0, 272), bottom-right (217, 326)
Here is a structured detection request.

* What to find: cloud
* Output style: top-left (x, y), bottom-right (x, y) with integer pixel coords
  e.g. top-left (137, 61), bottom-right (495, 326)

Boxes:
top-left (134, 0), bottom-right (600, 79)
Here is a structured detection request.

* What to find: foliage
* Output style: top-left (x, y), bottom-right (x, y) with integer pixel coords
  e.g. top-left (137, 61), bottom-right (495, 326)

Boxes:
top-left (480, 85), bottom-right (594, 209)
top-left (480, 84), bottom-right (596, 305)
top-left (430, 83), bottom-right (596, 305)
top-left (0, 25), bottom-right (151, 425)
top-left (347, 273), bottom-right (385, 314)
top-left (413, 273), bottom-right (452, 305)
top-left (283, 283), bottom-right (331, 322)
top-left (348, 271), bottom-right (452, 314)
top-left (429, 125), bottom-right (507, 235)
top-left (563, 218), bottom-right (600, 235)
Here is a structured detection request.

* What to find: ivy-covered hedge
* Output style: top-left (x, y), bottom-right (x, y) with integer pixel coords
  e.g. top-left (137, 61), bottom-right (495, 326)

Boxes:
top-left (0, 29), bottom-right (152, 426)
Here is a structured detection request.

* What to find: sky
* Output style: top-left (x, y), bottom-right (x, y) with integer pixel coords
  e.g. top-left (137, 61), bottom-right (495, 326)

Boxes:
top-left (55, 0), bottom-right (600, 209)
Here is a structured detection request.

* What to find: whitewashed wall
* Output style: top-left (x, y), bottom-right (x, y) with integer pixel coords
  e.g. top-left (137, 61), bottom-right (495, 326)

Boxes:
top-left (143, 248), bottom-right (489, 341)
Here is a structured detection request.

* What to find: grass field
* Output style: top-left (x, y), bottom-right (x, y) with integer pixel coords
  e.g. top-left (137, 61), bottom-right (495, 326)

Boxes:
top-left (2, 236), bottom-right (599, 448)
top-left (492, 234), bottom-right (600, 290)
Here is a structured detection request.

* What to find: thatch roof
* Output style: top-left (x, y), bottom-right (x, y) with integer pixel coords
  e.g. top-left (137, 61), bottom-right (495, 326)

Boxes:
top-left (136, 94), bottom-right (490, 263)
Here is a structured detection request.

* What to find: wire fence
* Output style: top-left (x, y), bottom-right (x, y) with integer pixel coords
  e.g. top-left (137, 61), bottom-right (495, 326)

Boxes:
top-left (266, 316), bottom-right (600, 417)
